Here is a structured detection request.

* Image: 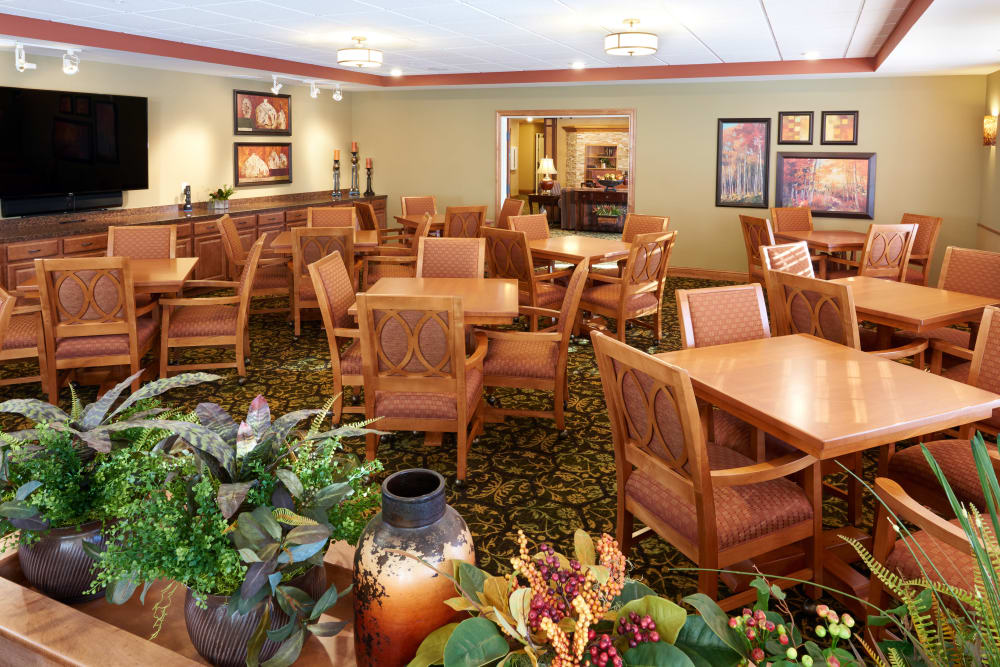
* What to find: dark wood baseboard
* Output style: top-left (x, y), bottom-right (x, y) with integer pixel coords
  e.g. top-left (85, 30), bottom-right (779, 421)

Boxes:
top-left (668, 267), bottom-right (749, 283)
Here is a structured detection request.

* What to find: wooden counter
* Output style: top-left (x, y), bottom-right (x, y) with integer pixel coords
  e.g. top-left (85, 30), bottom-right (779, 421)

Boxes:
top-left (559, 188), bottom-right (628, 232)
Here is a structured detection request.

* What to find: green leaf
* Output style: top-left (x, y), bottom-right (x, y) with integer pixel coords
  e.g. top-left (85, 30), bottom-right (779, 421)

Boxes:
top-left (14, 480), bottom-right (41, 501)
top-left (307, 621), bottom-right (348, 637)
top-left (80, 369), bottom-right (144, 428)
top-left (285, 524), bottom-right (330, 546)
top-left (311, 584), bottom-right (345, 620)
top-left (0, 500), bottom-right (40, 519)
top-left (261, 628), bottom-right (305, 667)
top-left (266, 619), bottom-right (296, 643)
top-left (81, 539), bottom-right (105, 561)
top-left (769, 583), bottom-right (786, 602)
top-left (574, 529), bottom-right (596, 566)
top-left (803, 641), bottom-right (825, 662)
top-left (252, 505), bottom-right (282, 540)
top-left (277, 540), bottom-right (327, 564)
top-left (749, 578), bottom-right (770, 611)
top-left (311, 481), bottom-right (353, 510)
top-left (217, 482), bottom-right (254, 519)
top-left (271, 408), bottom-right (326, 446)
top-left (455, 561), bottom-right (488, 598)
top-left (508, 587), bottom-right (531, 636)
top-left (618, 596), bottom-right (687, 645)
top-left (276, 469), bottom-right (304, 498)
top-left (0, 398), bottom-right (70, 425)
top-left (195, 402), bottom-right (238, 441)
top-left (614, 579), bottom-right (658, 607)
top-left (107, 372), bottom-right (220, 421)
top-left (124, 419), bottom-right (236, 474)
top-left (407, 623), bottom-right (459, 667)
top-left (673, 615), bottom-right (742, 667)
top-left (246, 395), bottom-right (272, 436)
top-left (866, 614), bottom-right (893, 627)
top-left (106, 574), bottom-right (139, 605)
top-left (237, 421), bottom-right (258, 458)
top-left (681, 594), bottom-right (747, 659)
top-left (442, 617), bottom-right (509, 667)
top-left (246, 602), bottom-right (271, 667)
top-left (237, 513), bottom-right (271, 549)
top-left (622, 642), bottom-right (695, 666)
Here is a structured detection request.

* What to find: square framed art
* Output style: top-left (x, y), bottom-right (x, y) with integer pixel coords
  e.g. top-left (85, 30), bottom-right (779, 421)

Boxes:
top-left (715, 118), bottom-right (771, 208)
top-left (234, 142), bottom-right (292, 187)
top-left (821, 111), bottom-right (858, 145)
top-left (778, 111), bottom-right (813, 144)
top-left (775, 152), bottom-right (875, 218)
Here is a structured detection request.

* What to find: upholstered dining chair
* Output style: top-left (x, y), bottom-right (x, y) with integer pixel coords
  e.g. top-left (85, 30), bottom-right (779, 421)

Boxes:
top-left (443, 206), bottom-right (486, 239)
top-left (825, 223), bottom-right (917, 281)
top-left (158, 238), bottom-right (263, 382)
top-left (738, 215), bottom-right (774, 284)
top-left (481, 227), bottom-right (570, 331)
top-left (578, 230), bottom-right (677, 342)
top-left (35, 256), bottom-right (158, 403)
top-left (308, 206), bottom-right (356, 228)
top-left (307, 250), bottom-right (363, 425)
top-left (592, 214), bottom-right (670, 278)
top-left (496, 197), bottom-right (525, 230)
top-left (901, 213), bottom-right (943, 285)
top-left (354, 202), bottom-right (378, 231)
top-left (107, 224), bottom-right (177, 258)
top-left (362, 214), bottom-right (432, 289)
top-left (479, 261), bottom-right (588, 430)
top-left (591, 331), bottom-right (819, 610)
top-left (356, 293), bottom-right (487, 483)
top-left (291, 227), bottom-right (356, 337)
top-left (0, 286), bottom-right (49, 398)
top-left (509, 213), bottom-right (550, 241)
top-left (400, 196), bottom-right (437, 218)
top-left (416, 237), bottom-right (485, 278)
top-left (760, 240), bottom-right (826, 281)
top-left (769, 206), bottom-right (813, 233)
top-left (217, 215), bottom-right (289, 314)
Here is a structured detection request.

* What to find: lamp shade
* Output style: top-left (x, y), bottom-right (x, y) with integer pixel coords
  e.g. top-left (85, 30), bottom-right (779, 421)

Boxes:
top-left (605, 20), bottom-right (658, 56)
top-left (537, 157), bottom-right (557, 175)
top-left (985, 115), bottom-right (998, 147)
top-left (338, 37), bottom-right (383, 68)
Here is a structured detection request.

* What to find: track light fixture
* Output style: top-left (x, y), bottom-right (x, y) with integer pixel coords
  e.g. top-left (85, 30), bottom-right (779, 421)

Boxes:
top-left (270, 75), bottom-right (282, 95)
top-left (309, 81), bottom-right (319, 98)
top-left (332, 84), bottom-right (343, 102)
top-left (62, 49), bottom-right (79, 75)
top-left (14, 43), bottom-right (36, 72)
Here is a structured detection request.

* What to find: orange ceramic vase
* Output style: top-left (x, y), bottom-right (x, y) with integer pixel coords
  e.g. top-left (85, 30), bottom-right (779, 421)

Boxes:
top-left (353, 469), bottom-right (475, 667)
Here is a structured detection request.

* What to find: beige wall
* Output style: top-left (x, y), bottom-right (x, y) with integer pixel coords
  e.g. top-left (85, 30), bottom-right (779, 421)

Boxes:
top-left (0, 54), bottom-right (352, 214)
top-left (517, 121), bottom-right (542, 193)
top-left (980, 69), bottom-right (1000, 251)
top-left (352, 76), bottom-right (985, 273)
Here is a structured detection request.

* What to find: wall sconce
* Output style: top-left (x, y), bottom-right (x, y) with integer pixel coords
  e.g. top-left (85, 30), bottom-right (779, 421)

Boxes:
top-left (985, 114), bottom-right (998, 146)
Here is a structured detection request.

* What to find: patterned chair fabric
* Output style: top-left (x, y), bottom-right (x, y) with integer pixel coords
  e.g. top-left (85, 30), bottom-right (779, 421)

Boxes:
top-left (884, 519), bottom-right (975, 597)
top-left (901, 213), bottom-right (942, 285)
top-left (292, 227), bottom-right (353, 336)
top-left (739, 215), bottom-right (774, 281)
top-left (443, 206), bottom-right (486, 239)
top-left (581, 231), bottom-right (673, 316)
top-left (769, 206), bottom-right (813, 233)
top-left (935, 307), bottom-right (1000, 429)
top-left (108, 225), bottom-right (176, 259)
top-left (308, 206), bottom-right (355, 228)
top-left (622, 214), bottom-right (669, 243)
top-left (56, 317), bottom-right (156, 358)
top-left (770, 272), bottom-right (858, 345)
top-left (938, 247), bottom-right (1000, 300)
top-left (217, 215), bottom-right (248, 265)
top-left (2, 312), bottom-right (38, 350)
top-left (509, 213), bottom-right (550, 241)
top-left (355, 202), bottom-right (378, 231)
top-left (761, 242), bottom-right (815, 278)
top-left (496, 198), bottom-right (525, 230)
top-left (310, 250), bottom-right (356, 330)
top-left (677, 284), bottom-right (769, 349)
top-left (417, 238), bottom-right (485, 278)
top-left (401, 196), bottom-right (436, 218)
top-left (888, 439), bottom-right (988, 511)
top-left (483, 228), bottom-right (533, 282)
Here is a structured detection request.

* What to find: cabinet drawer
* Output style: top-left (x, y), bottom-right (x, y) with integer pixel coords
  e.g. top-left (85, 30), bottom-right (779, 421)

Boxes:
top-left (285, 209), bottom-right (307, 223)
top-left (230, 215), bottom-right (256, 231)
top-left (372, 199), bottom-right (386, 211)
top-left (8, 239), bottom-right (59, 262)
top-left (175, 222), bottom-right (193, 238)
top-left (257, 212), bottom-right (284, 226)
top-left (194, 220), bottom-right (222, 236)
top-left (64, 234), bottom-right (108, 255)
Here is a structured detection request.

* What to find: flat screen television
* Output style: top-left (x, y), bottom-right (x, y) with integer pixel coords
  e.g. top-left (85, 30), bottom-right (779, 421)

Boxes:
top-left (0, 86), bottom-right (148, 217)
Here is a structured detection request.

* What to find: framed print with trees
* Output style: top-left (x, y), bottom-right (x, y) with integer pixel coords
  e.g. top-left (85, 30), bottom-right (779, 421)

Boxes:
top-left (775, 152), bottom-right (876, 219)
top-left (716, 118), bottom-right (770, 208)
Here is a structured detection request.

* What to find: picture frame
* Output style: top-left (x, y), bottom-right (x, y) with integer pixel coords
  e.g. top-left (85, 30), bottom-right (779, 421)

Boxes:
top-left (775, 151), bottom-right (876, 219)
top-left (778, 111), bottom-right (813, 144)
top-left (820, 110), bottom-right (858, 145)
top-left (233, 142), bottom-right (292, 187)
top-left (233, 90), bottom-right (292, 136)
top-left (716, 118), bottom-right (770, 208)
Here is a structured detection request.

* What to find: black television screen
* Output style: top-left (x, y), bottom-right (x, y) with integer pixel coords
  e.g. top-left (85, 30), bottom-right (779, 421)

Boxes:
top-left (0, 86), bottom-right (148, 210)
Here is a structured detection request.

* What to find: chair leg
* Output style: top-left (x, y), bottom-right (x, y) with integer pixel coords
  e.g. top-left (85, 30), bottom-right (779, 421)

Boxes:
top-left (698, 571), bottom-right (720, 605)
top-left (293, 303), bottom-right (302, 337)
top-left (847, 452), bottom-right (863, 526)
top-left (617, 504), bottom-right (634, 557)
top-left (332, 387), bottom-right (344, 424)
top-left (654, 309), bottom-right (663, 342)
top-left (616, 316), bottom-right (626, 342)
top-left (456, 426), bottom-right (468, 481)
top-left (554, 380), bottom-right (565, 430)
top-left (160, 310), bottom-right (171, 379)
top-left (365, 432), bottom-right (379, 461)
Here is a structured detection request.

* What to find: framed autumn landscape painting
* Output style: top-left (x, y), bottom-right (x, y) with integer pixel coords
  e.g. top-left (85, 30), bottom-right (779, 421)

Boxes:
top-left (716, 118), bottom-right (770, 208)
top-left (775, 152), bottom-right (876, 219)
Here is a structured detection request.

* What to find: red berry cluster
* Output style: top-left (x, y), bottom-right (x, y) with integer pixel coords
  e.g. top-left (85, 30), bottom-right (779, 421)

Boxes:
top-left (583, 629), bottom-right (623, 667)
top-left (616, 612), bottom-right (660, 648)
top-left (525, 543), bottom-right (589, 632)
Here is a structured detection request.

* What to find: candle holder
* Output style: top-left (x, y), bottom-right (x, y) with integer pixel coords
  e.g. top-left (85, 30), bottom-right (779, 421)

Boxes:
top-left (364, 166), bottom-right (374, 197)
top-left (331, 159), bottom-right (341, 200)
top-left (349, 150), bottom-right (361, 198)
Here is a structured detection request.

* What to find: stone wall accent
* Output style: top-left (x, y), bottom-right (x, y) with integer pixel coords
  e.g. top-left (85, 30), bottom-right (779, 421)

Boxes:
top-left (565, 130), bottom-right (629, 187)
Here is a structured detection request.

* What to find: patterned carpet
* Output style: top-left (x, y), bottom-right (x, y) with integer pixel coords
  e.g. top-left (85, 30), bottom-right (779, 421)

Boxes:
top-left (0, 230), bottom-right (872, 613)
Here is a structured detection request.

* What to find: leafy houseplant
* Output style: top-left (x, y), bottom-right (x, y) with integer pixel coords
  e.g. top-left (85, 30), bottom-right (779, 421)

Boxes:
top-left (209, 185), bottom-right (235, 210)
top-left (592, 205), bottom-right (625, 219)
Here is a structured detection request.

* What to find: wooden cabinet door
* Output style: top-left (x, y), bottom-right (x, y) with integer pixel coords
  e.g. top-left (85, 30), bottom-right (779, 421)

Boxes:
top-left (7, 261), bottom-right (38, 292)
top-left (193, 235), bottom-right (226, 280)
top-left (238, 231), bottom-right (255, 252)
top-left (176, 238), bottom-right (193, 258)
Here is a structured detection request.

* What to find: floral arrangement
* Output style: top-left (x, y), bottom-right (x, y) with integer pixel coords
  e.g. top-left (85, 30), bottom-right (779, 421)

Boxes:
top-left (208, 185), bottom-right (235, 201)
top-left (592, 205), bottom-right (625, 218)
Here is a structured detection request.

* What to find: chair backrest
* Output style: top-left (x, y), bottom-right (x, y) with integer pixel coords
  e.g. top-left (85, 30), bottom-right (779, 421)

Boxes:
top-left (416, 237), bottom-right (485, 278)
top-left (497, 198), bottom-right (525, 230)
top-left (403, 214), bottom-right (434, 255)
top-left (217, 214), bottom-right (248, 267)
top-left (35, 256), bottom-right (137, 344)
top-left (482, 227), bottom-right (534, 282)
top-left (509, 213), bottom-right (550, 240)
top-left (555, 261), bottom-right (590, 340)
top-left (622, 231), bottom-right (676, 293)
top-left (969, 305), bottom-right (1000, 398)
top-left (857, 223), bottom-right (917, 281)
top-left (739, 215), bottom-right (775, 280)
top-left (769, 271), bottom-right (860, 348)
top-left (770, 206), bottom-right (813, 233)
top-left (236, 239), bottom-right (265, 333)
top-left (676, 284), bottom-right (770, 349)
top-left (355, 202), bottom-right (378, 231)
top-left (308, 250), bottom-right (357, 341)
top-left (760, 241), bottom-right (816, 278)
top-left (937, 247), bottom-right (1000, 300)
top-left (401, 196), bottom-right (437, 218)
top-left (308, 206), bottom-right (356, 228)
top-left (0, 286), bottom-right (14, 347)
top-left (621, 214), bottom-right (669, 243)
top-left (901, 213), bottom-right (943, 260)
top-left (443, 206), bottom-right (486, 239)
top-left (108, 224), bottom-right (177, 259)
top-left (292, 227), bottom-right (354, 293)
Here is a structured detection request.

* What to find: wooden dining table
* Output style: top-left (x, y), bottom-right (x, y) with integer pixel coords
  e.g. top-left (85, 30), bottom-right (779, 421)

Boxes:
top-left (266, 229), bottom-right (378, 252)
top-left (394, 214), bottom-right (494, 234)
top-left (347, 277), bottom-right (519, 325)
top-left (773, 229), bottom-right (867, 253)
top-left (528, 235), bottom-right (631, 265)
top-left (18, 257), bottom-right (198, 295)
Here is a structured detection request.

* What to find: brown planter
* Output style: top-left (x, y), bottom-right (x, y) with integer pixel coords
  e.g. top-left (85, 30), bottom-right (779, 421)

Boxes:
top-left (353, 468), bottom-right (475, 667)
top-left (184, 563), bottom-right (326, 667)
top-left (17, 521), bottom-right (106, 603)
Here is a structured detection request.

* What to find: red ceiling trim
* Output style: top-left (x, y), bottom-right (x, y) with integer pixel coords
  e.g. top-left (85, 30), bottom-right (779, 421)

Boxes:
top-left (874, 0), bottom-right (934, 69)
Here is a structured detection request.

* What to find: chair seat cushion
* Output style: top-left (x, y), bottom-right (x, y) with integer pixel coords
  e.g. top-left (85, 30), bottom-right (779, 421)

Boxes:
top-left (889, 440), bottom-right (987, 509)
top-left (624, 444), bottom-right (813, 551)
top-left (885, 519), bottom-right (974, 599)
top-left (340, 340), bottom-right (361, 375)
top-left (374, 368), bottom-right (483, 421)
top-left (253, 264), bottom-right (290, 291)
top-left (937, 363), bottom-right (1000, 429)
top-left (3, 314), bottom-right (38, 351)
top-left (712, 409), bottom-right (796, 461)
top-left (581, 284), bottom-right (659, 313)
top-left (367, 261), bottom-right (415, 287)
top-left (519, 281), bottom-right (566, 308)
top-left (56, 316), bottom-right (158, 359)
top-left (896, 326), bottom-right (971, 349)
top-left (168, 305), bottom-right (238, 338)
top-left (483, 338), bottom-right (559, 380)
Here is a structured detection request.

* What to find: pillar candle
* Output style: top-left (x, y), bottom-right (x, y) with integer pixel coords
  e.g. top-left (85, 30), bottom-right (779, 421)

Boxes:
top-left (351, 141), bottom-right (358, 151)
top-left (334, 149), bottom-right (340, 160)
top-left (366, 157), bottom-right (373, 168)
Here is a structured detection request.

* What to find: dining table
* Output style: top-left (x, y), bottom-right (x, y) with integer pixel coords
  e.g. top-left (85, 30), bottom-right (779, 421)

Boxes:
top-left (394, 213), bottom-right (495, 234)
top-left (266, 229), bottom-right (378, 253)
top-left (528, 235), bottom-right (631, 265)
top-left (654, 333), bottom-right (1000, 615)
top-left (347, 277), bottom-right (518, 326)
top-left (18, 257), bottom-right (198, 295)
top-left (773, 229), bottom-right (867, 254)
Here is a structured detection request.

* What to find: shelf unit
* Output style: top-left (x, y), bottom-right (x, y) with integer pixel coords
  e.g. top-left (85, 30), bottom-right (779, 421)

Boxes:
top-left (584, 144), bottom-right (619, 181)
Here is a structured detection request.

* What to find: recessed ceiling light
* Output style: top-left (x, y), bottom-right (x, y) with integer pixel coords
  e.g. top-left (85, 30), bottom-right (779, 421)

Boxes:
top-left (571, 61), bottom-right (585, 70)
top-left (526, 117), bottom-right (534, 122)
top-left (390, 67), bottom-right (402, 77)
top-left (802, 51), bottom-right (820, 60)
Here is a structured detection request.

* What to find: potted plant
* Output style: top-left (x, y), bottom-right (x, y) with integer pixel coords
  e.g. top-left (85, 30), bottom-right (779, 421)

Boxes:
top-left (209, 185), bottom-right (235, 211)
top-left (592, 204), bottom-right (625, 230)
top-left (0, 371), bottom-right (220, 602)
top-left (90, 395), bottom-right (382, 667)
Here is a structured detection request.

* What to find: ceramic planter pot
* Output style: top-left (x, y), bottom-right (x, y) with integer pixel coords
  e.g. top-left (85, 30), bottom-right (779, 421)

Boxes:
top-left (184, 563), bottom-right (326, 667)
top-left (17, 521), bottom-right (106, 602)
top-left (353, 468), bottom-right (475, 667)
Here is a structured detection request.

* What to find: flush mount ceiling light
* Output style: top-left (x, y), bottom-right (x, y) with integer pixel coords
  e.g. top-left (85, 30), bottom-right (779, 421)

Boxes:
top-left (571, 61), bottom-right (586, 70)
top-left (390, 67), bottom-right (402, 77)
top-left (332, 84), bottom-right (343, 102)
top-left (62, 49), bottom-right (79, 75)
top-left (309, 81), bottom-right (319, 98)
top-left (604, 19), bottom-right (658, 57)
top-left (14, 42), bottom-right (36, 72)
top-left (271, 75), bottom-right (282, 95)
top-left (337, 36), bottom-right (383, 68)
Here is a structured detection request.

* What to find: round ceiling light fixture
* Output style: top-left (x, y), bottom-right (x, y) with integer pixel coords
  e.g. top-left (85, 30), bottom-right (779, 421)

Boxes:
top-left (604, 19), bottom-right (658, 57)
top-left (337, 36), bottom-right (383, 68)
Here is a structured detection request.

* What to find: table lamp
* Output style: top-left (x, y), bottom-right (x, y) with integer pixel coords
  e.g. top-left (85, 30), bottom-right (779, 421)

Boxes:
top-left (537, 158), bottom-right (557, 193)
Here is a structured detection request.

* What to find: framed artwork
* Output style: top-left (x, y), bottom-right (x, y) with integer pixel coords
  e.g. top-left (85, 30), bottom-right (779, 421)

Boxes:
top-left (778, 111), bottom-right (813, 144)
top-left (775, 152), bottom-right (876, 219)
top-left (821, 110), bottom-right (858, 145)
top-left (716, 118), bottom-right (770, 208)
top-left (234, 142), bottom-right (292, 187)
top-left (233, 90), bottom-right (291, 136)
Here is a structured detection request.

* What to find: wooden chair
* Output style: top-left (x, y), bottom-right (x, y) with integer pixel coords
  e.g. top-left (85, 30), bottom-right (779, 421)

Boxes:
top-left (217, 215), bottom-right (289, 314)
top-left (416, 237), bottom-right (485, 278)
top-left (158, 238), bottom-right (263, 382)
top-left (901, 213), bottom-right (943, 285)
top-left (591, 331), bottom-right (819, 610)
top-left (769, 206), bottom-right (813, 233)
top-left (0, 286), bottom-right (49, 398)
top-left (292, 227), bottom-right (356, 337)
top-left (738, 215), bottom-right (774, 284)
top-left (308, 206), bottom-right (356, 228)
top-left (107, 225), bottom-right (177, 258)
top-left (593, 214), bottom-right (670, 278)
top-left (354, 202), bottom-right (378, 231)
top-left (400, 196), bottom-right (437, 218)
top-left (481, 227), bottom-right (570, 331)
top-left (479, 261), bottom-right (588, 430)
top-left (760, 241), bottom-right (821, 278)
top-left (578, 231), bottom-right (677, 342)
top-left (307, 250), bottom-right (363, 425)
top-left (826, 224), bottom-right (917, 281)
top-left (443, 206), bottom-right (486, 239)
top-left (496, 198), bottom-right (525, 230)
top-left (509, 213), bottom-right (550, 241)
top-left (362, 215), bottom-right (432, 289)
top-left (35, 257), bottom-right (158, 403)
top-left (356, 293), bottom-right (486, 482)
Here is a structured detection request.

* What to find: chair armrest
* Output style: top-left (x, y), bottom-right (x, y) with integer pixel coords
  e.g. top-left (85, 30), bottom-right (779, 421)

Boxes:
top-left (183, 280), bottom-right (240, 289)
top-left (519, 305), bottom-right (560, 319)
top-left (332, 327), bottom-right (360, 338)
top-left (587, 272), bottom-right (622, 284)
top-left (370, 246), bottom-right (413, 257)
top-left (257, 257), bottom-right (288, 267)
top-left (825, 256), bottom-right (859, 269)
top-left (160, 295), bottom-right (241, 307)
top-left (465, 331), bottom-right (489, 368)
top-left (869, 337), bottom-right (928, 361)
top-left (11, 304), bottom-right (41, 315)
top-left (930, 339), bottom-right (974, 361)
top-left (135, 301), bottom-right (157, 318)
top-left (873, 477), bottom-right (971, 553)
top-left (710, 453), bottom-right (818, 487)
top-left (476, 328), bottom-right (561, 342)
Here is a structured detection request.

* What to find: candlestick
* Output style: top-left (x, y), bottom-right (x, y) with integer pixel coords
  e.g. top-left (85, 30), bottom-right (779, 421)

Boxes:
top-left (349, 150), bottom-right (361, 197)
top-left (364, 166), bottom-right (375, 197)
top-left (331, 158), bottom-right (341, 200)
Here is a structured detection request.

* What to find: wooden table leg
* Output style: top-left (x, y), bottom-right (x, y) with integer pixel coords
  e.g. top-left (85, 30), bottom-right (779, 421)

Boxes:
top-left (803, 462), bottom-right (823, 599)
top-left (876, 324), bottom-right (894, 349)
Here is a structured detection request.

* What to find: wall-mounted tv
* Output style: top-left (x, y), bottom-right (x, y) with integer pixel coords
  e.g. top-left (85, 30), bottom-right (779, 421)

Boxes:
top-left (0, 86), bottom-right (148, 217)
